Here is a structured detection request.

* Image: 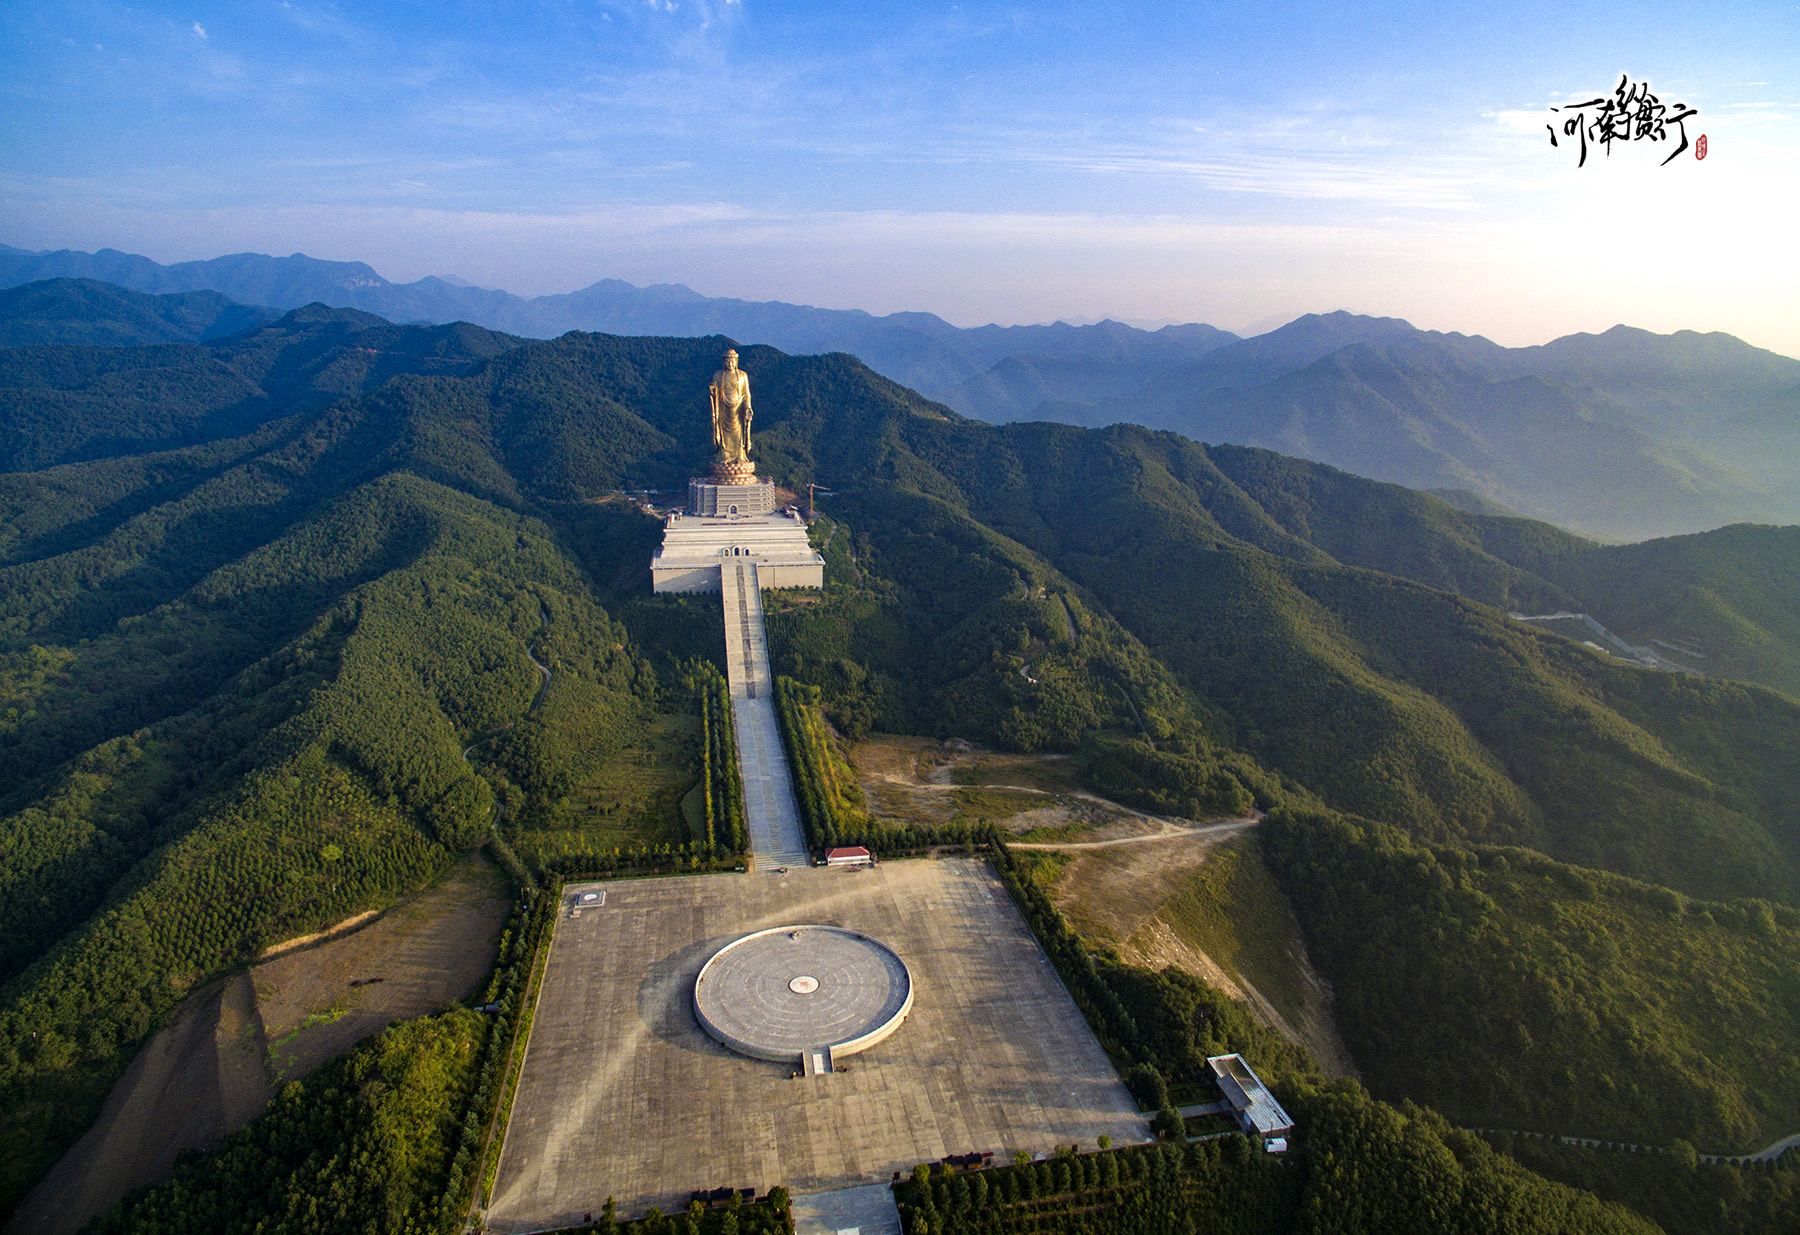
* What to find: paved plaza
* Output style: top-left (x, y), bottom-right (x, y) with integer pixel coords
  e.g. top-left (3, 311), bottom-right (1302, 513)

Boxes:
top-left (485, 860), bottom-right (1145, 1232)
top-left (790, 1184), bottom-right (903, 1235)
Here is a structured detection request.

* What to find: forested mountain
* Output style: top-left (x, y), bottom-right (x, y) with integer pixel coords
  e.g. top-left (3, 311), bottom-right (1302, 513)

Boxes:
top-left (0, 279), bottom-right (277, 348)
top-left (6, 248), bottom-right (1794, 539)
top-left (1, 310), bottom-right (1797, 1223)
top-left (1523, 523), bottom-right (1800, 699)
top-left (1040, 314), bottom-right (1800, 539)
top-left (0, 250), bottom-right (1240, 406)
top-left (0, 303), bottom-right (520, 474)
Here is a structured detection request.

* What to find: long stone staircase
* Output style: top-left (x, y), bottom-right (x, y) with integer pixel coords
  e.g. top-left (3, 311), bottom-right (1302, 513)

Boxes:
top-left (719, 562), bottom-right (811, 870)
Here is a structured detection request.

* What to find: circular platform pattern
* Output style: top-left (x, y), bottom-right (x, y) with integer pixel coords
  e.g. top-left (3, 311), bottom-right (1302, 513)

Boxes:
top-left (693, 926), bottom-right (913, 1064)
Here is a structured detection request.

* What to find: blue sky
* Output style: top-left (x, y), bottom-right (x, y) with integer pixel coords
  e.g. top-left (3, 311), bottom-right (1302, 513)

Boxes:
top-left (3, 1), bottom-right (1797, 350)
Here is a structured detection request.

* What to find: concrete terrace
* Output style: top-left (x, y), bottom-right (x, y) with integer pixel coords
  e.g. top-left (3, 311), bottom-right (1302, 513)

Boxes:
top-left (652, 509), bottom-right (824, 594)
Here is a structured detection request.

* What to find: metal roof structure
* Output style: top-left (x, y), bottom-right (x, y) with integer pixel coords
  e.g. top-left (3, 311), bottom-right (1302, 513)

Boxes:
top-left (1207, 1053), bottom-right (1295, 1138)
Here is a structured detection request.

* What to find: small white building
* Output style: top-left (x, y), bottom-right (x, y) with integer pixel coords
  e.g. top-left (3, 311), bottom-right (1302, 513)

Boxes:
top-left (823, 846), bottom-right (873, 869)
top-left (1207, 1053), bottom-right (1295, 1139)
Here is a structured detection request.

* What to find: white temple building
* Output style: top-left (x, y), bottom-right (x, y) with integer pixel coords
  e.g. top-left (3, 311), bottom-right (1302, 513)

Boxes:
top-left (650, 483), bottom-right (824, 594)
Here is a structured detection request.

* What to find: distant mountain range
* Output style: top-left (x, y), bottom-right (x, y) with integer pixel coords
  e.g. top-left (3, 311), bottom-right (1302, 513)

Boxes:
top-left (3, 244), bottom-right (1796, 539)
top-left (1045, 314), bottom-right (1800, 540)
top-left (0, 244), bottom-right (1238, 401)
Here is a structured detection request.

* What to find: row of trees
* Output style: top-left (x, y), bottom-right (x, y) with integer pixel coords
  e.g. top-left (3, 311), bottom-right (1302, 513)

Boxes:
top-left (896, 1139), bottom-right (1300, 1235)
top-left (772, 675), bottom-right (871, 854)
top-left (443, 880), bottom-right (559, 1227)
top-left (697, 663), bottom-right (748, 854)
top-left (538, 842), bottom-right (741, 880)
top-left (580, 1186), bottom-right (791, 1235)
top-left (892, 1088), bottom-right (1661, 1235)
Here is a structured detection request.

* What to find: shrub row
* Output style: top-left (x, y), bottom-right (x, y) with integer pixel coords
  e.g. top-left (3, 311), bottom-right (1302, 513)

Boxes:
top-left (700, 667), bottom-right (749, 854)
top-left (438, 880), bottom-right (559, 1230)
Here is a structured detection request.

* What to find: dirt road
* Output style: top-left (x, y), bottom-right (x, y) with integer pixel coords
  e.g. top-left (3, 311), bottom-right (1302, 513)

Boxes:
top-left (1010, 817), bottom-right (1257, 850)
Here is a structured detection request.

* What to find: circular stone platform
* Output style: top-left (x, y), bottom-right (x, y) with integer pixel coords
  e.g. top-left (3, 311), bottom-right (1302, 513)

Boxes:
top-left (693, 925), bottom-right (913, 1065)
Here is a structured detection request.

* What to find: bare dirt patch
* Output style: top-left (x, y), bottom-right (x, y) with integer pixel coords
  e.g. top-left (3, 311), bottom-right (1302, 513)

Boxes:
top-left (256, 852), bottom-right (512, 1080)
top-left (6, 975), bottom-right (271, 1235)
top-left (1048, 831), bottom-right (1355, 1079)
top-left (1050, 833), bottom-right (1240, 945)
top-left (258, 908), bottom-right (380, 960)
top-left (11, 852), bottom-right (513, 1235)
top-left (847, 735), bottom-right (1185, 843)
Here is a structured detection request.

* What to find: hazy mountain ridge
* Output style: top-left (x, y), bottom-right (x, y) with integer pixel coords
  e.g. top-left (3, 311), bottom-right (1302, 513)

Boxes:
top-left (0, 245), bottom-right (1240, 402)
top-left (5, 248), bottom-right (1795, 539)
top-left (1062, 315), bottom-right (1800, 539)
top-left (0, 279), bottom-right (279, 348)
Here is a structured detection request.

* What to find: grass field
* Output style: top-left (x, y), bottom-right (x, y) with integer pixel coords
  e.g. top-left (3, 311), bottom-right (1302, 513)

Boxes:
top-left (950, 786), bottom-right (1047, 825)
top-left (514, 712), bottom-right (702, 863)
top-left (949, 749), bottom-right (1084, 792)
top-left (848, 735), bottom-right (1175, 842)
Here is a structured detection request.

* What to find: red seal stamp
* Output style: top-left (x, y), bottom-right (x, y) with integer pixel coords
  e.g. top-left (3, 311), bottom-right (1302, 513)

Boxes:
top-left (1696, 134), bottom-right (1707, 160)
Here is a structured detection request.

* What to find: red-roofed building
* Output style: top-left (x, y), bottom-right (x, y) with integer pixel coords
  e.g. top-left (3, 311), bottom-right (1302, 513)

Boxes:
top-left (823, 846), bottom-right (873, 868)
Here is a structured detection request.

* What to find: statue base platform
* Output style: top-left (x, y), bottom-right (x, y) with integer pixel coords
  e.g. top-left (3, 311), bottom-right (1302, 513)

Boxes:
top-left (688, 476), bottom-right (777, 518)
top-left (712, 458), bottom-right (758, 485)
top-left (652, 505), bottom-right (823, 593)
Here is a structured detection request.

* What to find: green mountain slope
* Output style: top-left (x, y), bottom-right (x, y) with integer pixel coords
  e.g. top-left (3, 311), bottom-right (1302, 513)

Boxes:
top-left (1526, 524), bottom-right (1800, 700)
top-left (1, 319), bottom-right (1796, 1215)
top-left (754, 408), bottom-right (1798, 901)
top-left (1262, 807), bottom-right (1800, 1149)
top-left (0, 345), bottom-right (650, 1210)
top-left (0, 278), bottom-right (277, 348)
top-left (0, 303), bottom-right (521, 473)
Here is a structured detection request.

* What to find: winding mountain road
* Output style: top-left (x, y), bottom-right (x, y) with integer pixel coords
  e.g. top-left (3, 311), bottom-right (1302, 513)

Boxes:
top-left (1466, 1125), bottom-right (1800, 1165)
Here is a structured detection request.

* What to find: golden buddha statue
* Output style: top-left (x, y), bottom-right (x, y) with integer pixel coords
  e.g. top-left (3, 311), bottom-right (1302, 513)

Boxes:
top-left (709, 349), bottom-right (754, 480)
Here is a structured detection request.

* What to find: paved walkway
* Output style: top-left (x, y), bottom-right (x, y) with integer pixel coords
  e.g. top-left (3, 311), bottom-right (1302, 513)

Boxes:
top-left (721, 562), bottom-right (810, 870)
top-left (791, 1182), bottom-right (903, 1235)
